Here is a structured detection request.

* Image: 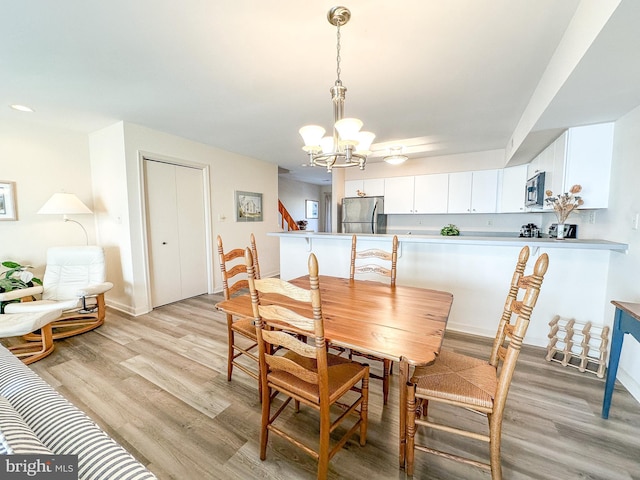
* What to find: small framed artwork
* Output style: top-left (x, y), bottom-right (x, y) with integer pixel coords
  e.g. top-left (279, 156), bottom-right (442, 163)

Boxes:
top-left (236, 191), bottom-right (263, 222)
top-left (306, 199), bottom-right (319, 219)
top-left (0, 181), bottom-right (17, 221)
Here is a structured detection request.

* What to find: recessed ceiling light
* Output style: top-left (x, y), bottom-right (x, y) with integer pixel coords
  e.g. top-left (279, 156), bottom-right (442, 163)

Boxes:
top-left (10, 104), bottom-right (35, 112)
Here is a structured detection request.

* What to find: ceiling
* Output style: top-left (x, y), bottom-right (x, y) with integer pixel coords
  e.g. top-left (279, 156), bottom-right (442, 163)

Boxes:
top-left (3, 1), bottom-right (640, 185)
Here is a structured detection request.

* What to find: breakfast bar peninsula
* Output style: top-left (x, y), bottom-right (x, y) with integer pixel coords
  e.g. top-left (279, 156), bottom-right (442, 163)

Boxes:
top-left (269, 231), bottom-right (627, 347)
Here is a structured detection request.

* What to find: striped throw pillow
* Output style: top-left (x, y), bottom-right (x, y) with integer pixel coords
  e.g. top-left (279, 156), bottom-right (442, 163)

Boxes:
top-left (0, 395), bottom-right (52, 454)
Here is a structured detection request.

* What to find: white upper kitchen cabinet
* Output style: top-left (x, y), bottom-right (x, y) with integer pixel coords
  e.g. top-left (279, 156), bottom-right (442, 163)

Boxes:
top-left (344, 178), bottom-right (385, 198)
top-left (414, 174), bottom-right (449, 213)
top-left (563, 122), bottom-right (614, 209)
top-left (447, 172), bottom-right (473, 213)
top-left (384, 176), bottom-right (415, 213)
top-left (551, 131), bottom-right (567, 198)
top-left (499, 164), bottom-right (528, 213)
top-left (528, 122), bottom-right (613, 210)
top-left (448, 170), bottom-right (498, 213)
top-left (471, 169), bottom-right (499, 213)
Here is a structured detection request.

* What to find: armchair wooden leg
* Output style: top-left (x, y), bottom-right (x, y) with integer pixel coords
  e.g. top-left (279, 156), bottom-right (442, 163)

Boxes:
top-left (360, 372), bottom-right (369, 446)
top-left (405, 382), bottom-right (417, 475)
top-left (489, 414), bottom-right (503, 480)
top-left (260, 385), bottom-right (270, 461)
top-left (10, 323), bottom-right (55, 365)
top-left (226, 315), bottom-right (234, 381)
top-left (383, 358), bottom-right (391, 405)
top-left (318, 410), bottom-right (331, 480)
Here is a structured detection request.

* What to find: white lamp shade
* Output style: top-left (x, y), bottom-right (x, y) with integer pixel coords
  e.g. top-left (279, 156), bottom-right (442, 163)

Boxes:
top-left (355, 131), bottom-right (376, 153)
top-left (299, 125), bottom-right (326, 148)
top-left (38, 193), bottom-right (93, 215)
top-left (320, 136), bottom-right (335, 154)
top-left (335, 118), bottom-right (363, 144)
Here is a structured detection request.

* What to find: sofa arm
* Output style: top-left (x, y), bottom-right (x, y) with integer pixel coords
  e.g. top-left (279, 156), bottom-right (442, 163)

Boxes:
top-left (76, 282), bottom-right (114, 297)
top-left (0, 286), bottom-right (44, 302)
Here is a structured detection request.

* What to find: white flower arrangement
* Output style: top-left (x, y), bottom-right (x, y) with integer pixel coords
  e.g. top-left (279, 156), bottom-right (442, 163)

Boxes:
top-left (545, 184), bottom-right (584, 223)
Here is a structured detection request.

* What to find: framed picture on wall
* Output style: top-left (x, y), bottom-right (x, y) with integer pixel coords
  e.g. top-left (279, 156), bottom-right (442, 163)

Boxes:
top-left (305, 199), bottom-right (319, 219)
top-left (236, 191), bottom-right (263, 222)
top-left (0, 181), bottom-right (17, 221)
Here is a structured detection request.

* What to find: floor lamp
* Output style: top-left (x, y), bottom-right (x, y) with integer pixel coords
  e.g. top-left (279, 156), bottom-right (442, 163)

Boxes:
top-left (38, 193), bottom-right (93, 245)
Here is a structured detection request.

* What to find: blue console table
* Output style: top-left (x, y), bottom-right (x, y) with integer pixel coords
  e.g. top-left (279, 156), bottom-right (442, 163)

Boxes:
top-left (602, 300), bottom-right (640, 419)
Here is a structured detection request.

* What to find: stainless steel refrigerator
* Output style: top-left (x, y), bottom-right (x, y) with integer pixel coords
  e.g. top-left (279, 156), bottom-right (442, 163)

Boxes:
top-left (341, 196), bottom-right (387, 234)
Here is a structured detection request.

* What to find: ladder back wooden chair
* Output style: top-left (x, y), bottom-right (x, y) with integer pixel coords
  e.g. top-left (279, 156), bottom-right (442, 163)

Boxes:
top-left (405, 246), bottom-right (549, 479)
top-left (348, 234), bottom-right (398, 404)
top-left (216, 234), bottom-right (261, 384)
top-left (246, 248), bottom-right (370, 480)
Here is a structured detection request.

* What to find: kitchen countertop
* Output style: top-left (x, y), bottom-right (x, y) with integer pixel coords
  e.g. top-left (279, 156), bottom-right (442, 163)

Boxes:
top-left (269, 231), bottom-right (628, 252)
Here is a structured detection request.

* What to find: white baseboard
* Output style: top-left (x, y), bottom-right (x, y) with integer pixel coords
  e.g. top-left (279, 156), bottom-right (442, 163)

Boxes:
top-left (618, 367), bottom-right (640, 404)
top-left (105, 300), bottom-right (149, 317)
top-left (447, 322), bottom-right (553, 349)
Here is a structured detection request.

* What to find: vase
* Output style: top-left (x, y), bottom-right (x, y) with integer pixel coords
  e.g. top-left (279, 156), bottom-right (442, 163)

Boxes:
top-left (556, 223), bottom-right (565, 240)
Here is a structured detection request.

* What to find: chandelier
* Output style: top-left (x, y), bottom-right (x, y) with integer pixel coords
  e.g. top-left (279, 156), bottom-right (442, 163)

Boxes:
top-left (299, 6), bottom-right (375, 172)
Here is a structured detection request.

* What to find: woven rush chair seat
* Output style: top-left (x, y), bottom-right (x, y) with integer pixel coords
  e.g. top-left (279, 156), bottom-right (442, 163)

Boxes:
top-left (230, 317), bottom-right (256, 339)
top-left (269, 351), bottom-right (364, 403)
top-left (411, 350), bottom-right (497, 409)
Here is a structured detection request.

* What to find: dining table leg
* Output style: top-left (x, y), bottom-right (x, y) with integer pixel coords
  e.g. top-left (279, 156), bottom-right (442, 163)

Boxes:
top-left (399, 358), bottom-right (408, 469)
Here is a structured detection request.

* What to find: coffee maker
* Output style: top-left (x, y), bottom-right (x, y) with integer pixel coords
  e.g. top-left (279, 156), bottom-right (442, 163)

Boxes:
top-left (519, 223), bottom-right (541, 238)
top-left (549, 224), bottom-right (577, 239)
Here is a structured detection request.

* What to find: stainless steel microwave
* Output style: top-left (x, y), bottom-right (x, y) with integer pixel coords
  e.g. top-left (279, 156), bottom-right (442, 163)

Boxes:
top-left (525, 172), bottom-right (546, 207)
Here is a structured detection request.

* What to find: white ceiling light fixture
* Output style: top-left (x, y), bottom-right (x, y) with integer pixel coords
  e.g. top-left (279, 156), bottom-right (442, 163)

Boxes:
top-left (384, 146), bottom-right (408, 165)
top-left (10, 104), bottom-right (34, 112)
top-left (299, 6), bottom-right (374, 173)
top-left (38, 193), bottom-right (93, 245)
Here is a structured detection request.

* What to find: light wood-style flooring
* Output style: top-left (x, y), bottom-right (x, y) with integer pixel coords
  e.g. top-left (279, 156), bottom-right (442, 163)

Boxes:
top-left (9, 294), bottom-right (640, 479)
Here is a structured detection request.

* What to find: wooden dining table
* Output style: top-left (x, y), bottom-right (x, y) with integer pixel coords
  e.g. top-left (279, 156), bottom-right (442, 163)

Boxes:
top-left (215, 275), bottom-right (453, 469)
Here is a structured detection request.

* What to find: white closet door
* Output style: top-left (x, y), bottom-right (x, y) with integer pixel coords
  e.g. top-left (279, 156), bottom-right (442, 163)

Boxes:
top-left (145, 160), bottom-right (207, 307)
top-left (175, 166), bottom-right (207, 299)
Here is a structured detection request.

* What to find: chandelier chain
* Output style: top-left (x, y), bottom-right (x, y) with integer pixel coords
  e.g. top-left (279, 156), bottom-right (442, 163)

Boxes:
top-left (335, 23), bottom-right (342, 85)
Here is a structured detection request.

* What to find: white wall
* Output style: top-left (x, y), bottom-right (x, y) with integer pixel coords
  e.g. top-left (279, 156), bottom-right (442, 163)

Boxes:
top-left (2, 119), bottom-right (280, 317)
top-left (601, 103), bottom-right (640, 401)
top-left (278, 177), bottom-right (324, 232)
top-left (102, 122), bottom-right (280, 315)
top-left (88, 123), bottom-right (132, 312)
top-left (0, 119), bottom-right (95, 278)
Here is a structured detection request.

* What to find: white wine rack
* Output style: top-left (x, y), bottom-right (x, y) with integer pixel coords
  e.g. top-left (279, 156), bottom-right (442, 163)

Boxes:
top-left (545, 315), bottom-right (609, 378)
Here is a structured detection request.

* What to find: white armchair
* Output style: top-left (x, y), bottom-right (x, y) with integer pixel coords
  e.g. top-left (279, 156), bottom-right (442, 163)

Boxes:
top-left (1, 246), bottom-right (113, 340)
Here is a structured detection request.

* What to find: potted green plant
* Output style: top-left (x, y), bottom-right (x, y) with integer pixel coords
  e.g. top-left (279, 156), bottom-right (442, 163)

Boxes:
top-left (0, 261), bottom-right (42, 312)
top-left (440, 224), bottom-right (460, 236)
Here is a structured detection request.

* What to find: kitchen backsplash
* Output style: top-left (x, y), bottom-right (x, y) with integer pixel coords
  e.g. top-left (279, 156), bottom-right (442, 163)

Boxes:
top-left (385, 210), bottom-right (599, 238)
